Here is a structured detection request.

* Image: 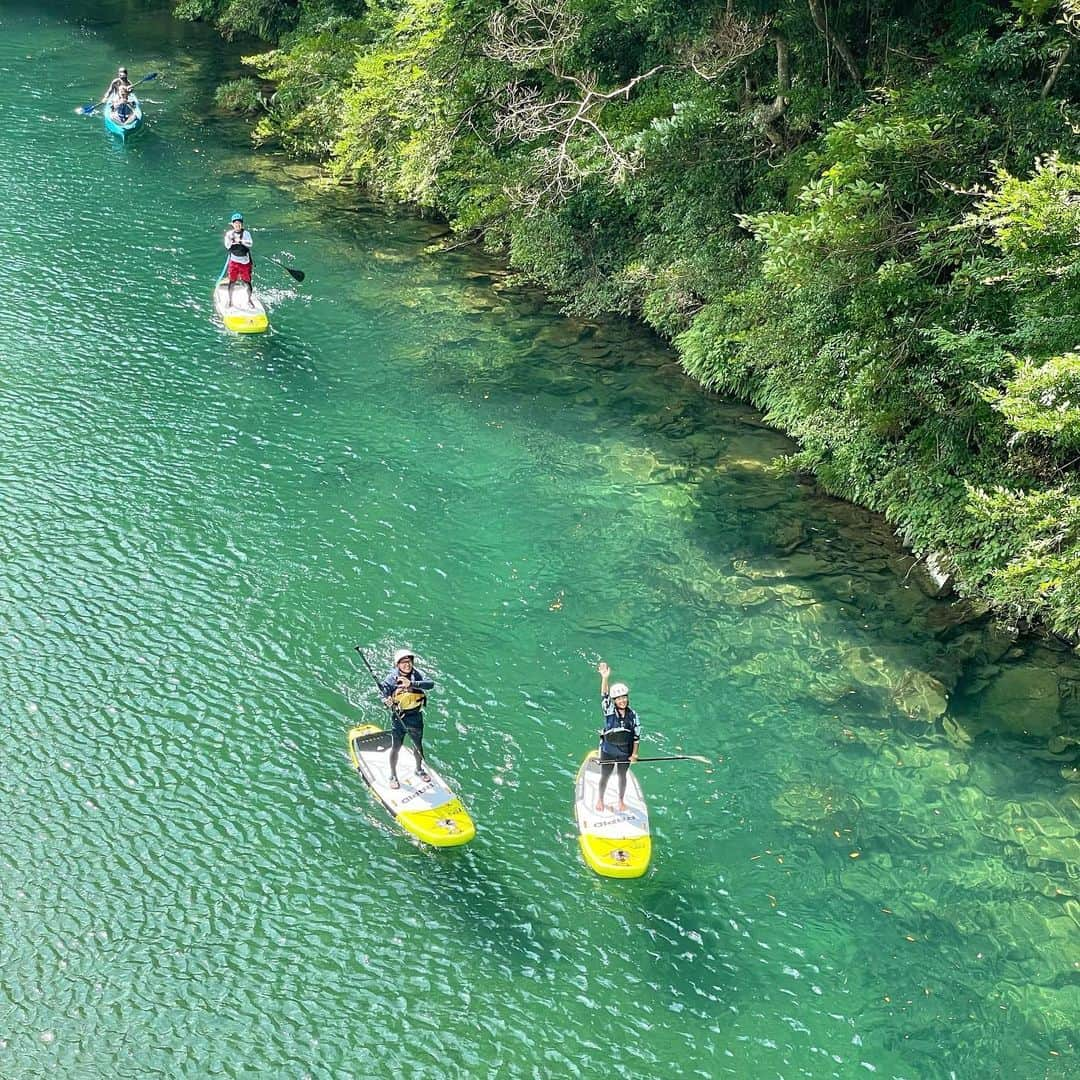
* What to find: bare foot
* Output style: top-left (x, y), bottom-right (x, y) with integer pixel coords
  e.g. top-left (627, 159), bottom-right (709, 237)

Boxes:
top-left (617, 801), bottom-right (628, 812)
top-left (595, 800), bottom-right (605, 812)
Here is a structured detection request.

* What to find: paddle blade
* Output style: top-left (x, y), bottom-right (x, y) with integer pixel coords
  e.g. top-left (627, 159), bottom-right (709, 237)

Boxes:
top-left (75, 103), bottom-right (95, 115)
top-left (285, 267), bottom-right (305, 282)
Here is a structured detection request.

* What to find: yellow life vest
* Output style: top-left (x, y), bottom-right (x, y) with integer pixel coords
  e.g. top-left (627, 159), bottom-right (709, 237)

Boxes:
top-left (392, 688), bottom-right (427, 712)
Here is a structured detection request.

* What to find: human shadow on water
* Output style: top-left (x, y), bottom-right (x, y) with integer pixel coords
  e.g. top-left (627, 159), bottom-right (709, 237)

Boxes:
top-left (218, 326), bottom-right (324, 396)
top-left (421, 850), bottom-right (561, 979)
top-left (615, 874), bottom-right (750, 1009)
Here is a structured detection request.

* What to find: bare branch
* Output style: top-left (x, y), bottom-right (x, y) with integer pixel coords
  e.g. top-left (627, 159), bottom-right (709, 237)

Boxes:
top-left (686, 10), bottom-right (772, 81)
top-left (484, 0), bottom-right (582, 67)
top-left (1042, 42), bottom-right (1072, 99)
top-left (755, 34), bottom-right (791, 147)
top-left (487, 0), bottom-right (669, 212)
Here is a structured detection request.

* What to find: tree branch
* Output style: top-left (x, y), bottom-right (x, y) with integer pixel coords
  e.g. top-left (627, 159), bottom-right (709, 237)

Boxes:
top-left (807, 0), bottom-right (862, 85)
top-left (1042, 42), bottom-right (1072, 99)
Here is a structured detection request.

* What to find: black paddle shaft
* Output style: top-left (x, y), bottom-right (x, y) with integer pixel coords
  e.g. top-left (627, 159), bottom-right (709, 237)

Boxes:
top-left (596, 755), bottom-right (711, 765)
top-left (354, 646), bottom-right (403, 721)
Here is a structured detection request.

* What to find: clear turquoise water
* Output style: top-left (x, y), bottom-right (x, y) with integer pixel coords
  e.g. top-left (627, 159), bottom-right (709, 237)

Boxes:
top-left (1, 4), bottom-right (1078, 1077)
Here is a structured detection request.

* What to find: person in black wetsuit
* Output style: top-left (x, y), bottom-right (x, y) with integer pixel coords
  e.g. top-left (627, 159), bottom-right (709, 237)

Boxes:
top-left (596, 661), bottom-right (640, 812)
top-left (379, 648), bottom-right (435, 790)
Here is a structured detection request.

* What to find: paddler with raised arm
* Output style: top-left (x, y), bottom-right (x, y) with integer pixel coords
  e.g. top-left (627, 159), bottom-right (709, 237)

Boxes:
top-left (379, 648), bottom-right (435, 790)
top-left (596, 661), bottom-right (640, 812)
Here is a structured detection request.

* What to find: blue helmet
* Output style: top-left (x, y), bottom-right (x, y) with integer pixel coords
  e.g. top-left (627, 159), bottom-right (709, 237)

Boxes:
top-left (230, 212), bottom-right (244, 222)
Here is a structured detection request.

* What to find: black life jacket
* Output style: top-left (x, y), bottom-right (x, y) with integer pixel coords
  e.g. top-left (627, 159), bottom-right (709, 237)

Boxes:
top-left (601, 709), bottom-right (636, 755)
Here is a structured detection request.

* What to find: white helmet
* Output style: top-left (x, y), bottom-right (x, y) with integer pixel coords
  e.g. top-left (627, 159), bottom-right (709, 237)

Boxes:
top-left (393, 648), bottom-right (414, 665)
top-left (609, 682), bottom-right (630, 698)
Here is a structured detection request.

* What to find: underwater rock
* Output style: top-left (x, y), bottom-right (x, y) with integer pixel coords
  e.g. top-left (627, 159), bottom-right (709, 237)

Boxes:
top-left (773, 782), bottom-right (861, 827)
top-left (940, 622), bottom-right (1018, 671)
top-left (942, 714), bottom-right (981, 748)
top-left (735, 552), bottom-right (835, 581)
top-left (979, 665), bottom-right (1061, 737)
top-left (924, 597), bottom-right (992, 636)
top-left (770, 518), bottom-right (806, 554)
top-left (534, 322), bottom-right (589, 349)
top-left (1005, 980), bottom-right (1080, 1037)
top-left (733, 586), bottom-right (772, 607)
top-left (281, 163), bottom-right (324, 180)
top-left (840, 645), bottom-right (914, 693)
top-left (1047, 734), bottom-right (1080, 755)
top-left (892, 669), bottom-right (949, 722)
top-left (459, 288), bottom-right (504, 313)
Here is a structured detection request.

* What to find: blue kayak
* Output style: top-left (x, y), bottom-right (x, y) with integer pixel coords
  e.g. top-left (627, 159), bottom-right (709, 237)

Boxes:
top-left (103, 94), bottom-right (142, 138)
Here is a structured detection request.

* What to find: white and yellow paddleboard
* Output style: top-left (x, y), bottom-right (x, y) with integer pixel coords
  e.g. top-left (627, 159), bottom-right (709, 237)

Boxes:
top-left (347, 724), bottom-right (475, 847)
top-left (213, 278), bottom-right (269, 334)
top-left (574, 750), bottom-right (651, 878)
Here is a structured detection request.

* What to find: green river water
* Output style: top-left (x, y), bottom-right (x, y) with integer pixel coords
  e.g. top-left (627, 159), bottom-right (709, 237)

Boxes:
top-left (1, 3), bottom-right (1078, 1077)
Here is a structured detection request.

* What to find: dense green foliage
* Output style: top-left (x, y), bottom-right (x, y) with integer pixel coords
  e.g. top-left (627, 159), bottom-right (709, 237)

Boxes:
top-left (180, 0), bottom-right (1080, 634)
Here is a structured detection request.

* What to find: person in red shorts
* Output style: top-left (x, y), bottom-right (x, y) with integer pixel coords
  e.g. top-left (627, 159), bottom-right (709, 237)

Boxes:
top-left (223, 212), bottom-right (254, 307)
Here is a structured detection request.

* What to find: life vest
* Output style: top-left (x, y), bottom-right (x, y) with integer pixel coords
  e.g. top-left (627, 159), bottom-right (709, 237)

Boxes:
top-left (392, 688), bottom-right (427, 713)
top-left (601, 710), bottom-right (636, 756)
top-left (228, 240), bottom-right (249, 257)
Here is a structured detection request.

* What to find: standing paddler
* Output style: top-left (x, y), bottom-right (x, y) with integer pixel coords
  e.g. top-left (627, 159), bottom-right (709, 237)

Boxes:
top-left (223, 212), bottom-right (254, 308)
top-left (595, 661), bottom-right (640, 812)
top-left (379, 648), bottom-right (434, 790)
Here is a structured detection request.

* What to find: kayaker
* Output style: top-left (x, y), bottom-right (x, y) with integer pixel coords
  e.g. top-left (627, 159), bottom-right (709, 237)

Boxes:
top-left (379, 649), bottom-right (435, 789)
top-left (223, 212), bottom-right (254, 307)
top-left (596, 661), bottom-right (640, 812)
top-left (103, 66), bottom-right (132, 102)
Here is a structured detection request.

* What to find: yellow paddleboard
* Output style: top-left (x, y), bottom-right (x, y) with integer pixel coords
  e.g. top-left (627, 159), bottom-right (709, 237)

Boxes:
top-left (574, 750), bottom-right (651, 878)
top-left (347, 724), bottom-right (475, 847)
top-left (213, 278), bottom-right (269, 334)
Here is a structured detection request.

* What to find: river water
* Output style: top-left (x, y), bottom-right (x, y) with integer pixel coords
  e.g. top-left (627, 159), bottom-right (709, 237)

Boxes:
top-left (1, 3), bottom-right (1077, 1077)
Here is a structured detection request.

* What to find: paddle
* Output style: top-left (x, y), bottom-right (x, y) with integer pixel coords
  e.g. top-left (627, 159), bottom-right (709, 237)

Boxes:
top-left (76, 71), bottom-right (159, 116)
top-left (354, 646), bottom-right (404, 722)
top-left (266, 256), bottom-right (305, 283)
top-left (598, 754), bottom-right (711, 765)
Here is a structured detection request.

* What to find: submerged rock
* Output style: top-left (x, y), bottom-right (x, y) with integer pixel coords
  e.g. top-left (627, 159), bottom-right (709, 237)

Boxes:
top-left (1006, 983), bottom-right (1080, 1036)
top-left (773, 782), bottom-right (861, 828)
top-left (979, 665), bottom-right (1061, 737)
top-left (892, 669), bottom-right (949, 722)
